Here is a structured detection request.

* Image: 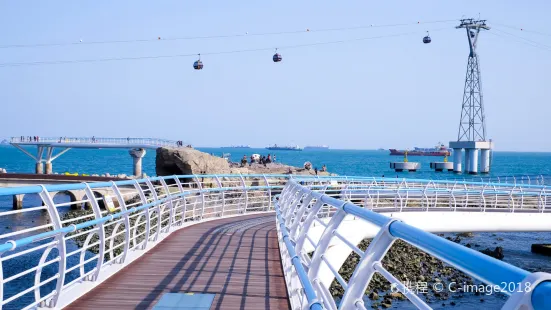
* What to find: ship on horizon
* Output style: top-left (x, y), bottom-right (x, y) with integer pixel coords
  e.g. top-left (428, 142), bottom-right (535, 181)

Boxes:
top-left (266, 144), bottom-right (302, 151)
top-left (389, 142), bottom-right (451, 156)
top-left (304, 145), bottom-right (329, 150)
top-left (222, 145), bottom-right (251, 148)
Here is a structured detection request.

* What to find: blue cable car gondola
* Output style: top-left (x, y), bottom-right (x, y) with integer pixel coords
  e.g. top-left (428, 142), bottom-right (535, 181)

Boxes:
top-left (193, 54), bottom-right (203, 70)
top-left (423, 31), bottom-right (431, 44)
top-left (273, 48), bottom-right (282, 62)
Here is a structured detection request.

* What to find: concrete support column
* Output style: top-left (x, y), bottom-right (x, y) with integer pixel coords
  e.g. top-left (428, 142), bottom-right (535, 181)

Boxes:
top-left (480, 149), bottom-right (490, 174)
top-left (45, 162), bottom-right (53, 175)
top-left (464, 149), bottom-right (471, 174)
top-left (129, 148), bottom-right (146, 178)
top-left (35, 162), bottom-right (43, 174)
top-left (453, 148), bottom-right (462, 173)
top-left (469, 149), bottom-right (479, 175)
top-left (13, 194), bottom-right (24, 210)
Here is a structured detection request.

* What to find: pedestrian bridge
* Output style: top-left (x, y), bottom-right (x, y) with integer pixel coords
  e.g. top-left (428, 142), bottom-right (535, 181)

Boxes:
top-left (0, 175), bottom-right (550, 309)
top-left (9, 137), bottom-right (188, 176)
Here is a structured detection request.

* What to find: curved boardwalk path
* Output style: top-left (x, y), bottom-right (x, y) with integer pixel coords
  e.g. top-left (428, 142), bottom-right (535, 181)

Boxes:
top-left (67, 214), bottom-right (290, 310)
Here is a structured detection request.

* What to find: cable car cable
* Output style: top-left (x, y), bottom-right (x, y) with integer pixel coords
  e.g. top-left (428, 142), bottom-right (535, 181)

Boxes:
top-left (0, 27), bottom-right (452, 68)
top-left (0, 19), bottom-right (457, 50)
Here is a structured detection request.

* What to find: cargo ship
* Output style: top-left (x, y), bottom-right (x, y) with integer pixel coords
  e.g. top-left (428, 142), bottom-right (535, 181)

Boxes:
top-left (304, 145), bottom-right (329, 150)
top-left (266, 144), bottom-right (302, 151)
top-left (389, 143), bottom-right (451, 156)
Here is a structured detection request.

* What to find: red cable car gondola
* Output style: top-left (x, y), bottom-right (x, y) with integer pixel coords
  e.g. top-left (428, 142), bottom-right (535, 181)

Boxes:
top-left (273, 48), bottom-right (282, 62)
top-left (193, 54), bottom-right (203, 70)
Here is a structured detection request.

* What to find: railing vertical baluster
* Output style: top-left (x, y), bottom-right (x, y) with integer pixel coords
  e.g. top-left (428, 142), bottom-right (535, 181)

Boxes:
top-left (133, 180), bottom-right (150, 249)
top-left (238, 174), bottom-right (248, 213)
top-left (193, 175), bottom-right (205, 220)
top-left (173, 176), bottom-right (187, 224)
top-left (38, 186), bottom-right (66, 307)
top-left (160, 178), bottom-right (174, 231)
top-left (110, 182), bottom-right (131, 263)
top-left (263, 174), bottom-right (272, 211)
top-left (214, 176), bottom-right (224, 217)
top-left (145, 178), bottom-right (162, 241)
top-left (83, 183), bottom-right (106, 282)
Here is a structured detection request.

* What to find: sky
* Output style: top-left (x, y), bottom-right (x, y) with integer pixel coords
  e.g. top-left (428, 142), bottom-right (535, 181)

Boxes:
top-left (0, 1), bottom-right (550, 151)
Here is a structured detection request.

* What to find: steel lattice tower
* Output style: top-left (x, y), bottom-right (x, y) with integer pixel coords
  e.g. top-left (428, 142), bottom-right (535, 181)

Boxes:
top-left (456, 19), bottom-right (490, 141)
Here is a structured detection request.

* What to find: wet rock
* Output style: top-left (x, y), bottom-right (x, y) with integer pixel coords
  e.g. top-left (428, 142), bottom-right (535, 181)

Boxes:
top-left (496, 237), bottom-right (504, 241)
top-left (381, 302), bottom-right (392, 308)
top-left (369, 292), bottom-right (379, 300)
top-left (480, 247), bottom-right (504, 259)
top-left (457, 232), bottom-right (474, 238)
top-left (466, 243), bottom-right (472, 248)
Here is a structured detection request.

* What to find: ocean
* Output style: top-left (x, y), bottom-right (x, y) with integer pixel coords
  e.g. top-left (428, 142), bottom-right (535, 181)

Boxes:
top-left (0, 145), bottom-right (550, 309)
top-left (1, 145), bottom-right (550, 178)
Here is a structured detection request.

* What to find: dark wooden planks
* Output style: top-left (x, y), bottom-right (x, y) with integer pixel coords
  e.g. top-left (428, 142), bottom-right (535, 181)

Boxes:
top-left (66, 214), bottom-right (290, 310)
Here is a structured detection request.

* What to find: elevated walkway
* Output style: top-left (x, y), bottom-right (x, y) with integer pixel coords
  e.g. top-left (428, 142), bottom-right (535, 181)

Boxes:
top-left (66, 214), bottom-right (289, 310)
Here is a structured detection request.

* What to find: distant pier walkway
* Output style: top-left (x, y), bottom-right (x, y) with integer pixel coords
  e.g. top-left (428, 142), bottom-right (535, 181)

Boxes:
top-left (66, 214), bottom-right (290, 310)
top-left (9, 136), bottom-right (190, 177)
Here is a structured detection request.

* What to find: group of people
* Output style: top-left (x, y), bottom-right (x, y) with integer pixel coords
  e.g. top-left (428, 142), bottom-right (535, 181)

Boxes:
top-left (240, 154), bottom-right (276, 167)
top-left (176, 141), bottom-right (192, 148)
top-left (18, 136), bottom-right (40, 142)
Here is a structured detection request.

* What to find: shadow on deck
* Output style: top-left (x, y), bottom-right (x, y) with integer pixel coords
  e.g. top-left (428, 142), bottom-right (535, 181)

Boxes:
top-left (67, 214), bottom-right (290, 310)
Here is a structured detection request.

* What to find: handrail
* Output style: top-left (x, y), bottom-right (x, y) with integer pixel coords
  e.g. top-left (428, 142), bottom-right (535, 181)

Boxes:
top-left (0, 174), bottom-right (550, 309)
top-left (276, 179), bottom-right (551, 310)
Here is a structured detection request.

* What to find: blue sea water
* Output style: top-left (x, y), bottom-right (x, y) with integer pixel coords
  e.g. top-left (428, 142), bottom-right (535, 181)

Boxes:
top-left (0, 145), bottom-right (550, 309)
top-left (1, 145), bottom-right (550, 178)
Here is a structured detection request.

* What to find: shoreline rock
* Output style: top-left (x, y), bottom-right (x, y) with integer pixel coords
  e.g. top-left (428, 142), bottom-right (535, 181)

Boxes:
top-left (156, 147), bottom-right (336, 177)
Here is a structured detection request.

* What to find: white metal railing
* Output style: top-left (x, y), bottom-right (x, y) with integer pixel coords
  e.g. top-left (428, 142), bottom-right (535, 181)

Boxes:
top-left (0, 174), bottom-right (549, 309)
top-left (9, 136), bottom-right (185, 148)
top-left (275, 179), bottom-right (551, 310)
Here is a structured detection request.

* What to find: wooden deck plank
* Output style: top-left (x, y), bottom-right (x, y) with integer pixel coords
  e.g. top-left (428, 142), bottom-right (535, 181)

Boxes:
top-left (66, 214), bottom-right (290, 310)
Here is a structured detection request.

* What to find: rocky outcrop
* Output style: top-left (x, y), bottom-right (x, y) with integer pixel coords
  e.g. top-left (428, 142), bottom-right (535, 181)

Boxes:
top-left (156, 147), bottom-right (335, 176)
top-left (156, 147), bottom-right (232, 176)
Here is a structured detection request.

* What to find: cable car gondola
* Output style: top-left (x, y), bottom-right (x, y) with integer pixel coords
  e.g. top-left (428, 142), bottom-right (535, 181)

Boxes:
top-left (470, 30), bottom-right (476, 38)
top-left (273, 48), bottom-right (282, 62)
top-left (423, 31), bottom-right (431, 44)
top-left (193, 54), bottom-right (203, 70)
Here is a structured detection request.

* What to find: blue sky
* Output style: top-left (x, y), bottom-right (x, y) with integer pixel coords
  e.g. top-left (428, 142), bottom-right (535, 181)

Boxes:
top-left (0, 1), bottom-right (550, 151)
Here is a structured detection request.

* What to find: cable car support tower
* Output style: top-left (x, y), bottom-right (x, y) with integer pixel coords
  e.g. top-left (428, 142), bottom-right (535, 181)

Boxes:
top-left (449, 18), bottom-right (493, 174)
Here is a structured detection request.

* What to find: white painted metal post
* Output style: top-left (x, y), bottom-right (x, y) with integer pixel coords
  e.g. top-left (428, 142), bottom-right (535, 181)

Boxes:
top-left (160, 178), bottom-right (175, 232)
top-left (263, 174), bottom-right (272, 211)
top-left (173, 176), bottom-right (187, 224)
top-left (238, 174), bottom-right (248, 214)
top-left (193, 175), bottom-right (206, 219)
top-left (133, 180), bottom-right (150, 249)
top-left (110, 182), bottom-right (131, 263)
top-left (214, 176), bottom-right (225, 217)
top-left (83, 184), bottom-right (106, 282)
top-left (38, 186), bottom-right (66, 307)
top-left (145, 178), bottom-right (162, 241)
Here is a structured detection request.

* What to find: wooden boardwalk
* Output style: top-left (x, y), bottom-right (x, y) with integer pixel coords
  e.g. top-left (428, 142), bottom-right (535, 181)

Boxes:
top-left (67, 214), bottom-right (290, 310)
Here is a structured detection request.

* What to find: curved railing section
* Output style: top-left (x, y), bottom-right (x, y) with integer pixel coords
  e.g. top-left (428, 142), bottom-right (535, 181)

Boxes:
top-left (275, 179), bottom-right (551, 310)
top-left (0, 174), bottom-right (549, 309)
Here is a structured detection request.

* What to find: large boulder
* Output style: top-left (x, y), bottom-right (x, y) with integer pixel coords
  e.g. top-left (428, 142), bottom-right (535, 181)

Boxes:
top-left (156, 147), bottom-right (337, 177)
top-left (156, 147), bottom-right (232, 176)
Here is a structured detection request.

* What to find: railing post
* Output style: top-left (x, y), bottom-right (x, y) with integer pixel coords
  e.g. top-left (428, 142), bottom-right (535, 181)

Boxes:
top-left (133, 180), bottom-right (150, 249)
top-left (173, 176), bottom-right (187, 224)
top-left (238, 174), bottom-right (248, 213)
top-left (263, 174), bottom-right (272, 211)
top-left (83, 183), bottom-right (106, 282)
top-left (110, 182), bottom-right (131, 263)
top-left (339, 219), bottom-right (399, 310)
top-left (145, 178), bottom-right (162, 241)
top-left (214, 176), bottom-right (225, 216)
top-left (289, 193), bottom-right (315, 237)
top-left (159, 178), bottom-right (175, 231)
top-left (38, 186), bottom-right (66, 307)
top-left (307, 207), bottom-right (347, 288)
top-left (193, 175), bottom-right (205, 220)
